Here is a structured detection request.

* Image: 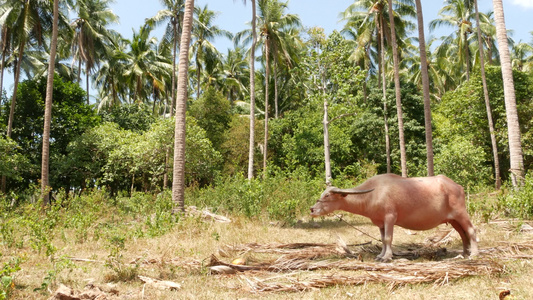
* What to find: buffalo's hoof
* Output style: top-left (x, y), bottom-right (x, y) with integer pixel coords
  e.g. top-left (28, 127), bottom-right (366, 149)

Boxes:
top-left (375, 256), bottom-right (392, 263)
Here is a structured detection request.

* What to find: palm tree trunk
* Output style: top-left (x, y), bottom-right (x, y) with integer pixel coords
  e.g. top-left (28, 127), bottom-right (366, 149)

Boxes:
top-left (323, 100), bottom-right (332, 186)
top-left (274, 60), bottom-right (279, 118)
top-left (464, 31), bottom-right (470, 81)
top-left (247, 0), bottom-right (257, 180)
top-left (493, 0), bottom-right (524, 187)
top-left (196, 49), bottom-right (201, 99)
top-left (7, 42), bottom-right (25, 139)
top-left (86, 70), bottom-right (90, 104)
top-left (475, 0), bottom-right (500, 189)
top-left (379, 16), bottom-right (391, 174)
top-left (263, 41), bottom-right (270, 178)
top-left (0, 37), bottom-right (5, 193)
top-left (387, 0), bottom-right (407, 177)
top-left (41, 0), bottom-right (59, 205)
top-left (77, 58), bottom-right (81, 83)
top-left (172, 0), bottom-right (195, 211)
top-left (415, 0), bottom-right (434, 177)
top-left (171, 20), bottom-right (178, 114)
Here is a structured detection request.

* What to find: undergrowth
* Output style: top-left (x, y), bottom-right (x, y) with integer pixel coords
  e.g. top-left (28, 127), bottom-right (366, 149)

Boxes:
top-left (2, 172), bottom-right (533, 298)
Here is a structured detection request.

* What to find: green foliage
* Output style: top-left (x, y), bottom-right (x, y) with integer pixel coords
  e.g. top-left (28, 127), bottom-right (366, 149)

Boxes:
top-left (186, 170), bottom-right (323, 222)
top-left (34, 256), bottom-right (76, 294)
top-left (0, 136), bottom-right (28, 183)
top-left (99, 103), bottom-right (155, 132)
top-left (219, 116), bottom-right (263, 176)
top-left (434, 66), bottom-right (533, 185)
top-left (67, 116), bottom-right (222, 193)
top-left (434, 136), bottom-right (492, 190)
top-left (188, 87), bottom-right (232, 151)
top-left (0, 75), bottom-right (100, 193)
top-left (499, 172), bottom-right (533, 218)
top-left (0, 256), bottom-right (22, 300)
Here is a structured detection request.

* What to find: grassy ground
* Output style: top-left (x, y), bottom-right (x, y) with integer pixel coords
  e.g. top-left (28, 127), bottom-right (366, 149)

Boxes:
top-left (3, 202), bottom-right (533, 300)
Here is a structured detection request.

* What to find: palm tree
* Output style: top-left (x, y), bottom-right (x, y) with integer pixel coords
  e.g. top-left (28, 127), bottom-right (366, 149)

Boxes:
top-left (257, 0), bottom-right (301, 120)
top-left (221, 47), bottom-right (249, 103)
top-left (123, 24), bottom-right (172, 104)
top-left (147, 0), bottom-right (185, 114)
top-left (41, 0), bottom-right (59, 205)
top-left (511, 41), bottom-right (533, 72)
top-left (341, 0), bottom-right (414, 174)
top-left (492, 0), bottom-right (524, 187)
top-left (71, 0), bottom-right (118, 104)
top-left (236, 0), bottom-right (301, 176)
top-left (93, 31), bottom-right (130, 109)
top-left (172, 0), bottom-right (194, 211)
top-left (414, 0), bottom-right (434, 176)
top-left (473, 0), bottom-right (500, 189)
top-left (0, 26), bottom-right (11, 131)
top-left (233, 0), bottom-right (258, 180)
top-left (1, 0), bottom-right (53, 138)
top-left (191, 4), bottom-right (232, 99)
top-left (430, 0), bottom-right (474, 83)
top-left (387, 0), bottom-right (407, 177)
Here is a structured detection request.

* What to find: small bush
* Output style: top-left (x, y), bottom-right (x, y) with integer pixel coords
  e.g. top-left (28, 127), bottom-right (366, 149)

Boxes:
top-left (499, 173), bottom-right (533, 219)
top-left (0, 256), bottom-right (22, 300)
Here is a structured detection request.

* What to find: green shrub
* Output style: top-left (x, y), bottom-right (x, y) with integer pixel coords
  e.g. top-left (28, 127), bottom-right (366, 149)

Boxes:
top-left (0, 256), bottom-right (22, 300)
top-left (499, 173), bottom-right (533, 218)
top-left (186, 170), bottom-right (323, 222)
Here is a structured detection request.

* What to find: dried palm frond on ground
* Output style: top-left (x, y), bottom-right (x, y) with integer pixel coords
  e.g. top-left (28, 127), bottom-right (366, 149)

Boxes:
top-left (209, 253), bottom-right (502, 275)
top-left (218, 240), bottom-right (369, 261)
top-left (207, 239), bottom-right (508, 293)
top-left (239, 259), bottom-right (503, 293)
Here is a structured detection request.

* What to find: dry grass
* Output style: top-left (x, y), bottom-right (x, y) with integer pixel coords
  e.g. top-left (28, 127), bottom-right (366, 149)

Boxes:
top-left (3, 210), bottom-right (533, 299)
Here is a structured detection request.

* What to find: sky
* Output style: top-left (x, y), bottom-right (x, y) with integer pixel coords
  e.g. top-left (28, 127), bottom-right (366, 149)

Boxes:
top-left (107, 0), bottom-right (533, 52)
top-left (2, 0), bottom-right (533, 96)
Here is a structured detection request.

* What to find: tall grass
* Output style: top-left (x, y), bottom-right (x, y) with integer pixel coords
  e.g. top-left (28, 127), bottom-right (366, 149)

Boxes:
top-left (186, 171), bottom-right (324, 223)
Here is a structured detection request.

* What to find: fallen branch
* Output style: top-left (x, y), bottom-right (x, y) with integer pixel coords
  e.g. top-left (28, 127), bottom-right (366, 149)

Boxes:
top-left (138, 275), bottom-right (181, 291)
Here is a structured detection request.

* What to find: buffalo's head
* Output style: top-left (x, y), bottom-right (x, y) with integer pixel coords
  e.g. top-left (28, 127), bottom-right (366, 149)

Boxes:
top-left (310, 187), bottom-right (374, 217)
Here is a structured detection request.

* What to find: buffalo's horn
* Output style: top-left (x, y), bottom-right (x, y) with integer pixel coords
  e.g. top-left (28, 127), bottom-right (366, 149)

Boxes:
top-left (331, 188), bottom-right (375, 194)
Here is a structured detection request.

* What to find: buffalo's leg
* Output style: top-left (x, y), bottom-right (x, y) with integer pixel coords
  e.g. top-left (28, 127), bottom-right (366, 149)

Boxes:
top-left (377, 227), bottom-right (386, 259)
top-left (455, 217), bottom-right (479, 257)
top-left (377, 217), bottom-right (395, 262)
top-left (449, 220), bottom-right (469, 255)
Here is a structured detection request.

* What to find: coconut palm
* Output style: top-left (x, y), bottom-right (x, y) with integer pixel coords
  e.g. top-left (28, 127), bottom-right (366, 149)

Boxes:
top-left (191, 4), bottom-right (232, 99)
top-left (123, 24), bottom-right (172, 104)
top-left (148, 0), bottom-right (185, 113)
top-left (475, 10), bottom-right (497, 65)
top-left (341, 0), bottom-right (414, 174)
top-left (71, 0), bottom-right (118, 104)
top-left (1, 0), bottom-right (54, 138)
top-left (221, 47), bottom-right (249, 103)
top-left (172, 0), bottom-right (194, 211)
top-left (511, 41), bottom-right (533, 72)
top-left (0, 26), bottom-right (12, 118)
top-left (256, 0), bottom-right (302, 119)
top-left (430, 0), bottom-right (475, 83)
top-left (493, 0), bottom-right (524, 187)
top-left (387, 0), bottom-right (407, 177)
top-left (233, 0), bottom-right (258, 180)
top-left (93, 31), bottom-right (130, 109)
top-left (235, 0), bottom-right (301, 176)
top-left (413, 0), bottom-right (434, 176)
top-left (41, 0), bottom-right (59, 205)
top-left (474, 0), bottom-right (500, 189)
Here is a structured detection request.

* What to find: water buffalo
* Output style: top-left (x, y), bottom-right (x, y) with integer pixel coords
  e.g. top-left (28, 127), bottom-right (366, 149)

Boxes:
top-left (310, 174), bottom-right (478, 262)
